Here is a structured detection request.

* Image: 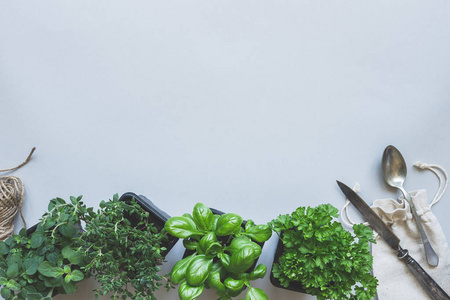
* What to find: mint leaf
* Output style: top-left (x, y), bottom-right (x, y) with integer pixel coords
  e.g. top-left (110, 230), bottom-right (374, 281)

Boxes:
top-left (23, 257), bottom-right (40, 275)
top-left (62, 280), bottom-right (77, 294)
top-left (1, 287), bottom-right (11, 299)
top-left (62, 246), bottom-right (83, 265)
top-left (6, 263), bottom-right (19, 278)
top-left (70, 270), bottom-right (84, 282)
top-left (38, 261), bottom-right (64, 278)
top-left (30, 232), bottom-right (46, 248)
top-left (59, 224), bottom-right (76, 237)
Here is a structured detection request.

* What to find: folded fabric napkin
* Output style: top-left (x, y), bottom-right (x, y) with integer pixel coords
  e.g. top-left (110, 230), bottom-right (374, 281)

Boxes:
top-left (341, 163), bottom-right (450, 299)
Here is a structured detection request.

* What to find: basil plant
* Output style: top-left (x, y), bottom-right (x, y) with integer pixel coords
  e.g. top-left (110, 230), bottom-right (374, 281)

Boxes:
top-left (165, 203), bottom-right (272, 300)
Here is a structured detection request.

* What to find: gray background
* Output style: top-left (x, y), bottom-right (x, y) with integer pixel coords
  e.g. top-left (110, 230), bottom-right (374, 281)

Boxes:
top-left (1, 1), bottom-right (450, 299)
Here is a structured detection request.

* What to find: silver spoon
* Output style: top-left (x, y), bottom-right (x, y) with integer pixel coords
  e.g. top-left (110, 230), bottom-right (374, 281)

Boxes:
top-left (382, 145), bottom-right (439, 267)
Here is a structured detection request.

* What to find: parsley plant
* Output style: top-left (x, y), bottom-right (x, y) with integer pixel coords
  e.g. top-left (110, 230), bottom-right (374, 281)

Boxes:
top-left (269, 204), bottom-right (378, 300)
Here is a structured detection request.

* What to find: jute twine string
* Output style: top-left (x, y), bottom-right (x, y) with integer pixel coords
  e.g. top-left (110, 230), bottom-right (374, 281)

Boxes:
top-left (0, 147), bottom-right (35, 240)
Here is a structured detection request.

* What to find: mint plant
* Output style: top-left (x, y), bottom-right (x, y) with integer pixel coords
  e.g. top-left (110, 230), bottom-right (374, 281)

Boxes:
top-left (165, 203), bottom-right (272, 300)
top-left (269, 204), bottom-right (378, 300)
top-left (0, 196), bottom-right (90, 299)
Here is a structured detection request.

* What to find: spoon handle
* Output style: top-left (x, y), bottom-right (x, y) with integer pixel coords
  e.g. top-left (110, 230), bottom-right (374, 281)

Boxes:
top-left (401, 188), bottom-right (439, 267)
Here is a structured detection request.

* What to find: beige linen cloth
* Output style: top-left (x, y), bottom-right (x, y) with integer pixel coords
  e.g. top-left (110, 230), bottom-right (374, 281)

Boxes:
top-left (341, 162), bottom-right (450, 299)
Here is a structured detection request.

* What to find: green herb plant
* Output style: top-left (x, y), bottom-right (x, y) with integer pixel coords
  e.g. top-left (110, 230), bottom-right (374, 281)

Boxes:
top-left (269, 204), bottom-right (378, 300)
top-left (82, 194), bottom-right (171, 300)
top-left (0, 196), bottom-right (91, 299)
top-left (0, 194), bottom-right (172, 300)
top-left (165, 203), bottom-right (272, 300)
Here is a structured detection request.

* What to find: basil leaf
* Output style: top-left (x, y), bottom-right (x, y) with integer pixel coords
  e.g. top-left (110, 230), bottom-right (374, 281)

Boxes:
top-left (245, 219), bottom-right (255, 231)
top-left (170, 254), bottom-right (197, 285)
top-left (38, 261), bottom-right (65, 278)
top-left (248, 264), bottom-right (267, 280)
top-left (245, 225), bottom-right (272, 243)
top-left (215, 213), bottom-right (243, 236)
top-left (197, 232), bottom-right (218, 255)
top-left (246, 287), bottom-right (268, 300)
top-left (224, 277), bottom-right (244, 291)
top-left (192, 203), bottom-right (214, 231)
top-left (206, 271), bottom-right (226, 294)
top-left (210, 261), bottom-right (226, 276)
top-left (229, 246), bottom-right (257, 274)
top-left (178, 281), bottom-right (204, 300)
top-left (212, 214), bottom-right (220, 231)
top-left (165, 216), bottom-right (202, 238)
top-left (183, 239), bottom-right (198, 251)
top-left (226, 236), bottom-right (261, 256)
top-left (185, 255), bottom-right (213, 286)
top-left (217, 252), bottom-right (231, 271)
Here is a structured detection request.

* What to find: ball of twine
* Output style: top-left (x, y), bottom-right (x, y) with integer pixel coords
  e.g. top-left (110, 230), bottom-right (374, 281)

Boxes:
top-left (0, 147), bottom-right (35, 241)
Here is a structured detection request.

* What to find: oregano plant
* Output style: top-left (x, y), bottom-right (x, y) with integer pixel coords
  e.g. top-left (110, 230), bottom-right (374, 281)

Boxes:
top-left (81, 194), bottom-right (171, 300)
top-left (269, 203), bottom-right (378, 300)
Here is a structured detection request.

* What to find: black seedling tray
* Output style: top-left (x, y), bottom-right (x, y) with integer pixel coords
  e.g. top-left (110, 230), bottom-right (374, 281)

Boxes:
top-left (270, 235), bottom-right (307, 294)
top-left (119, 192), bottom-right (179, 257)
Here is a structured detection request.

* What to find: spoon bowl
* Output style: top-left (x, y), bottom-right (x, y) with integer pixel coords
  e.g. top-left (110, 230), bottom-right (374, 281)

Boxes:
top-left (382, 146), bottom-right (408, 196)
top-left (381, 145), bottom-right (439, 267)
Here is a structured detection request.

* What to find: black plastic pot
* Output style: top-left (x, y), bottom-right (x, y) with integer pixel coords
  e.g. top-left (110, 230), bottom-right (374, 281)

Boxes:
top-left (118, 192), bottom-right (179, 257)
top-left (270, 235), bottom-right (307, 294)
